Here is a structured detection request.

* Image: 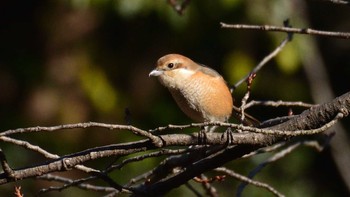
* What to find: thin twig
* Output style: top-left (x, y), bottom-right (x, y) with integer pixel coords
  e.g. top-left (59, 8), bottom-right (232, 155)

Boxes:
top-left (242, 141), bottom-right (287, 158)
top-left (0, 136), bottom-right (98, 174)
top-left (239, 73), bottom-right (256, 122)
top-left (244, 100), bottom-right (315, 109)
top-left (111, 149), bottom-right (189, 170)
top-left (0, 122), bottom-right (162, 147)
top-left (0, 136), bottom-right (59, 159)
top-left (237, 142), bottom-right (301, 196)
top-left (0, 149), bottom-right (15, 180)
top-left (198, 174), bottom-right (219, 197)
top-left (320, 0), bottom-right (350, 5)
top-left (215, 167), bottom-right (284, 197)
top-left (221, 22), bottom-right (350, 39)
top-left (37, 174), bottom-right (119, 194)
top-left (237, 132), bottom-right (334, 195)
top-left (231, 34), bottom-right (291, 90)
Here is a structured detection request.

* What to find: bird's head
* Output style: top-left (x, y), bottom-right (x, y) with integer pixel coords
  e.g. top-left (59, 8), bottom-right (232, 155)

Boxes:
top-left (149, 54), bottom-right (199, 89)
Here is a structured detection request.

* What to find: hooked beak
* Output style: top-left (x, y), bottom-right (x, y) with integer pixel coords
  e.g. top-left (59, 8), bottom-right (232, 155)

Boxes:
top-left (149, 69), bottom-right (163, 77)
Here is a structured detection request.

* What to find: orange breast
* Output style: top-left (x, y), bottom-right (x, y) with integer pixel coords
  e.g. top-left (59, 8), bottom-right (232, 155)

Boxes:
top-left (169, 71), bottom-right (233, 122)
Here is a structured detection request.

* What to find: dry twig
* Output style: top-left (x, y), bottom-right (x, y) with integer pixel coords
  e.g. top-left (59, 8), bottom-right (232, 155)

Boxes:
top-left (221, 22), bottom-right (350, 39)
top-left (215, 167), bottom-right (284, 197)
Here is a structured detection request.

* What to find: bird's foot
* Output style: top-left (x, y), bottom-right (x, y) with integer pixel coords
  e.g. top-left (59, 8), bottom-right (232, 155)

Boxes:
top-left (221, 127), bottom-right (234, 146)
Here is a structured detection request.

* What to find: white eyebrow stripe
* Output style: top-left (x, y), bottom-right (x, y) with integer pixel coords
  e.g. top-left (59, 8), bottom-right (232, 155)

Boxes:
top-left (176, 67), bottom-right (196, 76)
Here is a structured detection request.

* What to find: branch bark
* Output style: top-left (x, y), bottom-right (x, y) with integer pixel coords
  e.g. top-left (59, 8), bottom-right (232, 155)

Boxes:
top-left (0, 92), bottom-right (349, 194)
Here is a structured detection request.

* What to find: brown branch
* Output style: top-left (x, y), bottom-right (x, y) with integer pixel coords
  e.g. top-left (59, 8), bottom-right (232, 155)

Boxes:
top-left (0, 136), bottom-right (100, 175)
top-left (37, 149), bottom-right (187, 194)
top-left (0, 141), bottom-right (153, 185)
top-left (0, 91), bottom-right (348, 195)
top-left (0, 122), bottom-right (162, 147)
top-left (221, 22), bottom-right (350, 39)
top-left (130, 91), bottom-right (350, 196)
top-left (239, 73), bottom-right (256, 122)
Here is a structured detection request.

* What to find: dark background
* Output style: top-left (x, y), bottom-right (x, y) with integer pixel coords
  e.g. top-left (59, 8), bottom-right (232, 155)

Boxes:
top-left (0, 0), bottom-right (349, 196)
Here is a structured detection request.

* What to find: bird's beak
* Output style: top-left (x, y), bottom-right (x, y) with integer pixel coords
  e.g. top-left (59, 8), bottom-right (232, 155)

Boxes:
top-left (149, 69), bottom-right (163, 77)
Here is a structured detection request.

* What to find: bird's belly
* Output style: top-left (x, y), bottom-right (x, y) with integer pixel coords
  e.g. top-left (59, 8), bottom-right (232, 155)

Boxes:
top-left (169, 88), bottom-right (204, 122)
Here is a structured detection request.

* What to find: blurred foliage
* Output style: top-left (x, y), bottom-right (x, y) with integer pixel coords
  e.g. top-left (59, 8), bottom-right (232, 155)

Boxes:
top-left (0, 0), bottom-right (349, 196)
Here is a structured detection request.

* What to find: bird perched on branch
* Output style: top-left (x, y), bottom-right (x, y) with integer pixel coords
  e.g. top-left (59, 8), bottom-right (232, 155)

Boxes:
top-left (149, 54), bottom-right (258, 127)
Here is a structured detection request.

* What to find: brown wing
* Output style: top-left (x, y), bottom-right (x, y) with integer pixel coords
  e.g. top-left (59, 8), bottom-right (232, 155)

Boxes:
top-left (196, 63), bottom-right (223, 78)
top-left (196, 63), bottom-right (233, 92)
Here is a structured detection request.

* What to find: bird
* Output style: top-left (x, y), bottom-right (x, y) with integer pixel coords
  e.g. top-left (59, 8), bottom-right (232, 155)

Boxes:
top-left (149, 54), bottom-right (259, 127)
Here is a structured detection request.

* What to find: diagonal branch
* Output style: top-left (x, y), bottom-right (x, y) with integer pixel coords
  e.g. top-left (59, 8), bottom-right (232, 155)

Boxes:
top-left (0, 91), bottom-right (348, 193)
top-left (231, 33), bottom-right (291, 90)
top-left (215, 167), bottom-right (284, 197)
top-left (131, 91), bottom-right (350, 196)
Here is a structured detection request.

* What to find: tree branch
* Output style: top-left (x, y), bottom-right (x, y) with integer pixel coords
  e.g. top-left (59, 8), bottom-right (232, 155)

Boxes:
top-left (221, 22), bottom-right (350, 39)
top-left (130, 92), bottom-right (350, 195)
top-left (0, 91), bottom-right (348, 195)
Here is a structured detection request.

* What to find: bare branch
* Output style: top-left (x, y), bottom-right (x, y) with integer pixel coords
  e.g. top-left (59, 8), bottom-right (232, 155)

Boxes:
top-left (242, 141), bottom-right (287, 158)
top-left (237, 131), bottom-right (334, 196)
top-left (0, 122), bottom-right (162, 147)
top-left (130, 91), bottom-right (350, 196)
top-left (231, 34), bottom-right (291, 90)
top-left (0, 136), bottom-right (59, 159)
top-left (221, 22), bottom-right (350, 39)
top-left (0, 149), bottom-right (15, 180)
top-left (244, 100), bottom-right (315, 109)
top-left (215, 167), bottom-right (284, 197)
top-left (0, 91), bottom-right (348, 195)
top-left (152, 112), bottom-right (341, 137)
top-left (320, 0), bottom-right (350, 5)
top-left (37, 174), bottom-right (118, 194)
top-left (0, 136), bottom-right (99, 175)
top-left (111, 148), bottom-right (189, 170)
top-left (201, 175), bottom-right (219, 197)
top-left (239, 73), bottom-right (257, 123)
top-left (237, 142), bottom-right (301, 196)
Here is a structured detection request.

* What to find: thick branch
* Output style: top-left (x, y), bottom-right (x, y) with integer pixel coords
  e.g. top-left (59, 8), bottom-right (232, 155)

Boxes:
top-left (0, 91), bottom-right (348, 192)
top-left (0, 141), bottom-right (153, 184)
top-left (132, 91), bottom-right (350, 195)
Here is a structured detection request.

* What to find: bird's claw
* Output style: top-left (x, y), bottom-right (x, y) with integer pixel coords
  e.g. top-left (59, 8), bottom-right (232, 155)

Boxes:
top-left (221, 127), bottom-right (234, 146)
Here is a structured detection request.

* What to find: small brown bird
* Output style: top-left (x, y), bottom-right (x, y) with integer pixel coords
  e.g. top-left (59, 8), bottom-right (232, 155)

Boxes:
top-left (149, 54), bottom-right (258, 126)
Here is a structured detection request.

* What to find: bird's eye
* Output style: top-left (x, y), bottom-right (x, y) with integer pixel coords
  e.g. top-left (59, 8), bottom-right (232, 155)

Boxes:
top-left (167, 63), bottom-right (174, 69)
